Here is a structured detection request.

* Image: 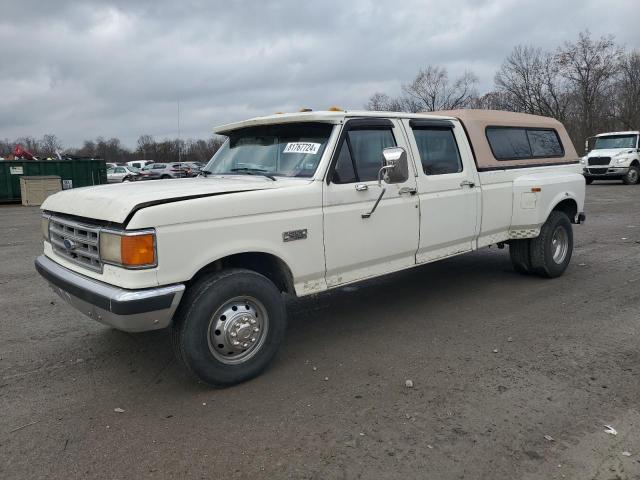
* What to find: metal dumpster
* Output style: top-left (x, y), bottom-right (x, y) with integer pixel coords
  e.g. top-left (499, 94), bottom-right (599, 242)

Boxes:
top-left (0, 159), bottom-right (107, 203)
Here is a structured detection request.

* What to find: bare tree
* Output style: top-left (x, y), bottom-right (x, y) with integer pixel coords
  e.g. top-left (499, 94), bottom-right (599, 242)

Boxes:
top-left (556, 31), bottom-right (623, 141)
top-left (40, 134), bottom-right (63, 157)
top-left (136, 134), bottom-right (156, 160)
top-left (612, 50), bottom-right (640, 130)
top-left (495, 46), bottom-right (570, 120)
top-left (402, 66), bottom-right (478, 111)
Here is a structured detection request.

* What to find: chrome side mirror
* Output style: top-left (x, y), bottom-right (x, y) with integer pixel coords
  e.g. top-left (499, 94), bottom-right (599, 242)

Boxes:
top-left (363, 147), bottom-right (410, 219)
top-left (380, 147), bottom-right (409, 185)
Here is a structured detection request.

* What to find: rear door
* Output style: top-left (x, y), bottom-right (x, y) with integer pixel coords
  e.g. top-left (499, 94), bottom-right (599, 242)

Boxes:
top-left (402, 119), bottom-right (480, 262)
top-left (323, 118), bottom-right (420, 286)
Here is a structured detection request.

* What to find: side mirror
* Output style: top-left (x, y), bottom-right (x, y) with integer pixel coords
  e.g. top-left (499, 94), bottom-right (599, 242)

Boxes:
top-left (381, 147), bottom-right (409, 185)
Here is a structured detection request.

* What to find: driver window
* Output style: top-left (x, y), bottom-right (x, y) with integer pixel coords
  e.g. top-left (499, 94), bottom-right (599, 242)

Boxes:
top-left (412, 127), bottom-right (462, 175)
top-left (332, 128), bottom-right (396, 184)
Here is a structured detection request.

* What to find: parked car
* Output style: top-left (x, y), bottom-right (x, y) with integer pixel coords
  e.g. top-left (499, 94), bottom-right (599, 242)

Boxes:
top-left (36, 109), bottom-right (585, 387)
top-left (106, 163), bottom-right (118, 169)
top-left (138, 162), bottom-right (191, 180)
top-left (127, 160), bottom-right (154, 169)
top-left (106, 165), bottom-right (140, 183)
top-left (582, 131), bottom-right (640, 185)
top-left (182, 162), bottom-right (204, 177)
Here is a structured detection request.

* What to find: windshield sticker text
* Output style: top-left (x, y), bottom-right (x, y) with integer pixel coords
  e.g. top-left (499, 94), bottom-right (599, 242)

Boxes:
top-left (283, 142), bottom-right (321, 154)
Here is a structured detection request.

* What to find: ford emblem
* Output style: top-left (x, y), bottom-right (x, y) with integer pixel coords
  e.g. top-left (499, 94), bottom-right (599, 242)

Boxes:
top-left (63, 238), bottom-right (76, 251)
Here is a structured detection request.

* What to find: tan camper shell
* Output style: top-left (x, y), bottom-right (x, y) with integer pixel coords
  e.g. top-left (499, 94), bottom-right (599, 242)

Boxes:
top-left (434, 109), bottom-right (579, 170)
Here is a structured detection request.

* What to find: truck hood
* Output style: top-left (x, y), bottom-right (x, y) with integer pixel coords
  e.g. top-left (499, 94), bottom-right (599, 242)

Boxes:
top-left (586, 148), bottom-right (630, 158)
top-left (42, 176), bottom-right (308, 225)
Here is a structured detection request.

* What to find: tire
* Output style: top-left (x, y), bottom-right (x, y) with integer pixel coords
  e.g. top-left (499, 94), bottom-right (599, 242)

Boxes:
top-left (622, 165), bottom-right (640, 185)
top-left (161, 174), bottom-right (171, 179)
top-left (172, 269), bottom-right (287, 386)
top-left (585, 177), bottom-right (594, 185)
top-left (509, 239), bottom-right (532, 274)
top-left (530, 211), bottom-right (573, 278)
top-left (122, 176), bottom-right (131, 182)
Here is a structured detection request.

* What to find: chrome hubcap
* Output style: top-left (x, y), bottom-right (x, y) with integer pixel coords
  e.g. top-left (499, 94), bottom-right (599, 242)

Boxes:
top-left (208, 296), bottom-right (268, 365)
top-left (628, 169), bottom-right (638, 183)
top-left (551, 226), bottom-right (569, 264)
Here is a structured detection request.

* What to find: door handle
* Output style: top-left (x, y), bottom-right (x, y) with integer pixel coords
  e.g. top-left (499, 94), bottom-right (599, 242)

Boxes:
top-left (460, 180), bottom-right (475, 188)
top-left (355, 183), bottom-right (368, 191)
top-left (398, 187), bottom-right (417, 195)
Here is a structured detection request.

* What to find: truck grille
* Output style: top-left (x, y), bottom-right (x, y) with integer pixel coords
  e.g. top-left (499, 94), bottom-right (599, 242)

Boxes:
top-left (588, 168), bottom-right (608, 175)
top-left (588, 157), bottom-right (611, 166)
top-left (49, 216), bottom-right (102, 272)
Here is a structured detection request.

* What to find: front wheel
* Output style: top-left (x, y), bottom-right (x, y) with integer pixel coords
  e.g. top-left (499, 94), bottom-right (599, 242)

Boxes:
top-left (622, 165), bottom-right (640, 185)
top-left (530, 211), bottom-right (573, 278)
top-left (172, 269), bottom-right (287, 386)
top-left (585, 177), bottom-right (594, 185)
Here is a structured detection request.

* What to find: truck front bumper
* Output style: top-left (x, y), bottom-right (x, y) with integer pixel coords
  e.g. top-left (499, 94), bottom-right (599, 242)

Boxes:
top-left (583, 166), bottom-right (628, 178)
top-left (35, 255), bottom-right (185, 332)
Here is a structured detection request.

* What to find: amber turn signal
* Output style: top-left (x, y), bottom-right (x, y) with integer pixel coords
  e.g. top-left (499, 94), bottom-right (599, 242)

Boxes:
top-left (121, 234), bottom-right (155, 267)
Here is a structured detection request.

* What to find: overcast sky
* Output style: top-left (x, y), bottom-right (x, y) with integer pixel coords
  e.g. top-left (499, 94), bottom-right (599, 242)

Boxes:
top-left (1, 0), bottom-right (638, 149)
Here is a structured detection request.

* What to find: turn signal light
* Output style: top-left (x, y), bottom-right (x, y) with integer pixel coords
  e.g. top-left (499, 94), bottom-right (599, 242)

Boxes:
top-left (100, 231), bottom-right (156, 268)
top-left (121, 234), bottom-right (155, 266)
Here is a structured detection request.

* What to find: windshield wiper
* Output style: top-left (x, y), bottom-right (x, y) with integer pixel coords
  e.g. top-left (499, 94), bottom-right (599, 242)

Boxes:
top-left (229, 167), bottom-right (277, 181)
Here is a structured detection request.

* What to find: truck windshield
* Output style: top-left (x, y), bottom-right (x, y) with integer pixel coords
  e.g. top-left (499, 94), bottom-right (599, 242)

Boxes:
top-left (205, 122), bottom-right (334, 178)
top-left (593, 134), bottom-right (638, 150)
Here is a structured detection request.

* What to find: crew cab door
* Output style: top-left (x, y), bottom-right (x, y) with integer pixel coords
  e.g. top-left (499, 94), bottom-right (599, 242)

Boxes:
top-left (322, 118), bottom-right (420, 287)
top-left (402, 119), bottom-right (480, 262)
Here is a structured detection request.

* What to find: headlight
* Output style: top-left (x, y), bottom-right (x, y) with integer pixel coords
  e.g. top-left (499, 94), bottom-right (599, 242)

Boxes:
top-left (580, 157), bottom-right (586, 165)
top-left (100, 230), bottom-right (156, 268)
top-left (615, 155), bottom-right (631, 165)
top-left (41, 216), bottom-right (50, 241)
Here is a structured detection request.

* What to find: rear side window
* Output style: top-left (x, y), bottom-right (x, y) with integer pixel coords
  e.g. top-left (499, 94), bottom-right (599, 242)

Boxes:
top-left (412, 128), bottom-right (462, 175)
top-left (486, 127), bottom-right (564, 160)
top-left (332, 128), bottom-right (396, 183)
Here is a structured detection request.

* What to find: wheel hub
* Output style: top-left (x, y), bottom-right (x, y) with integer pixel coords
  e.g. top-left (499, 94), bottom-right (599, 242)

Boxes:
top-left (551, 226), bottom-right (569, 264)
top-left (208, 297), bottom-right (268, 364)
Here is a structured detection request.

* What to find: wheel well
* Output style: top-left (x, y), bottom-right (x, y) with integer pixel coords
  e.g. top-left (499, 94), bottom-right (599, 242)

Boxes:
top-left (189, 252), bottom-right (295, 294)
top-left (631, 160), bottom-right (639, 167)
top-left (552, 198), bottom-right (578, 223)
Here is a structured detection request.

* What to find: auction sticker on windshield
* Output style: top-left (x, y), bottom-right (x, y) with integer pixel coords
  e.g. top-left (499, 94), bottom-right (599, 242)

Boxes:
top-left (283, 142), bottom-right (321, 154)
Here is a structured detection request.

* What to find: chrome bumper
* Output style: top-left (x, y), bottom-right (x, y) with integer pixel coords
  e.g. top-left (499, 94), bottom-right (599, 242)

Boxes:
top-left (35, 255), bottom-right (185, 332)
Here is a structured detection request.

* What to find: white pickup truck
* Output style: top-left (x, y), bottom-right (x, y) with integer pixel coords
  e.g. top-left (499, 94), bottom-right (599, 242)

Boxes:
top-left (36, 109), bottom-right (585, 386)
top-left (582, 131), bottom-right (640, 185)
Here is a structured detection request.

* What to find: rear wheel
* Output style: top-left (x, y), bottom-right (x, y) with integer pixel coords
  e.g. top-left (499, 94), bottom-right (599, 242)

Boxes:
top-left (530, 211), bottom-right (573, 278)
top-left (509, 239), bottom-right (533, 274)
top-left (122, 176), bottom-right (131, 182)
top-left (622, 165), bottom-right (640, 185)
top-left (161, 174), bottom-right (171, 179)
top-left (172, 269), bottom-right (287, 386)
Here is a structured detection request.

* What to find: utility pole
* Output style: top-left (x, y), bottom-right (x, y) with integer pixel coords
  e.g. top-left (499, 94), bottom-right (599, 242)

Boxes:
top-left (178, 100), bottom-right (182, 163)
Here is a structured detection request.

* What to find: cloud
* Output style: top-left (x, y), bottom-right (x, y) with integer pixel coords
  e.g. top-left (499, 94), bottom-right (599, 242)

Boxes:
top-left (0, 0), bottom-right (638, 148)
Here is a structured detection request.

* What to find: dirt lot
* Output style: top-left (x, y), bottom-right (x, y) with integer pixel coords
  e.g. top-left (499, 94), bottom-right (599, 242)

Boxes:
top-left (1, 183), bottom-right (639, 479)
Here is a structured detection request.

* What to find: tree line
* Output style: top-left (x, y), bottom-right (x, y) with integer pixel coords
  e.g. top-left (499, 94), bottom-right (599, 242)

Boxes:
top-left (0, 134), bottom-right (224, 164)
top-left (367, 31), bottom-right (640, 152)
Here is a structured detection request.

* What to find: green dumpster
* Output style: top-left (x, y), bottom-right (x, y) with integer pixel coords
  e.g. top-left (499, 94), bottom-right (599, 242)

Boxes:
top-left (0, 159), bottom-right (107, 203)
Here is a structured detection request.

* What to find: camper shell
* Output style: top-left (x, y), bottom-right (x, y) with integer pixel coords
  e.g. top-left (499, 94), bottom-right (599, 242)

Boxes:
top-left (434, 109), bottom-right (579, 170)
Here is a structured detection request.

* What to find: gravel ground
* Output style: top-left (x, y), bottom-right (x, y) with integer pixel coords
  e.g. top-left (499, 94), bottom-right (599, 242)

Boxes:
top-left (1, 183), bottom-right (639, 479)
